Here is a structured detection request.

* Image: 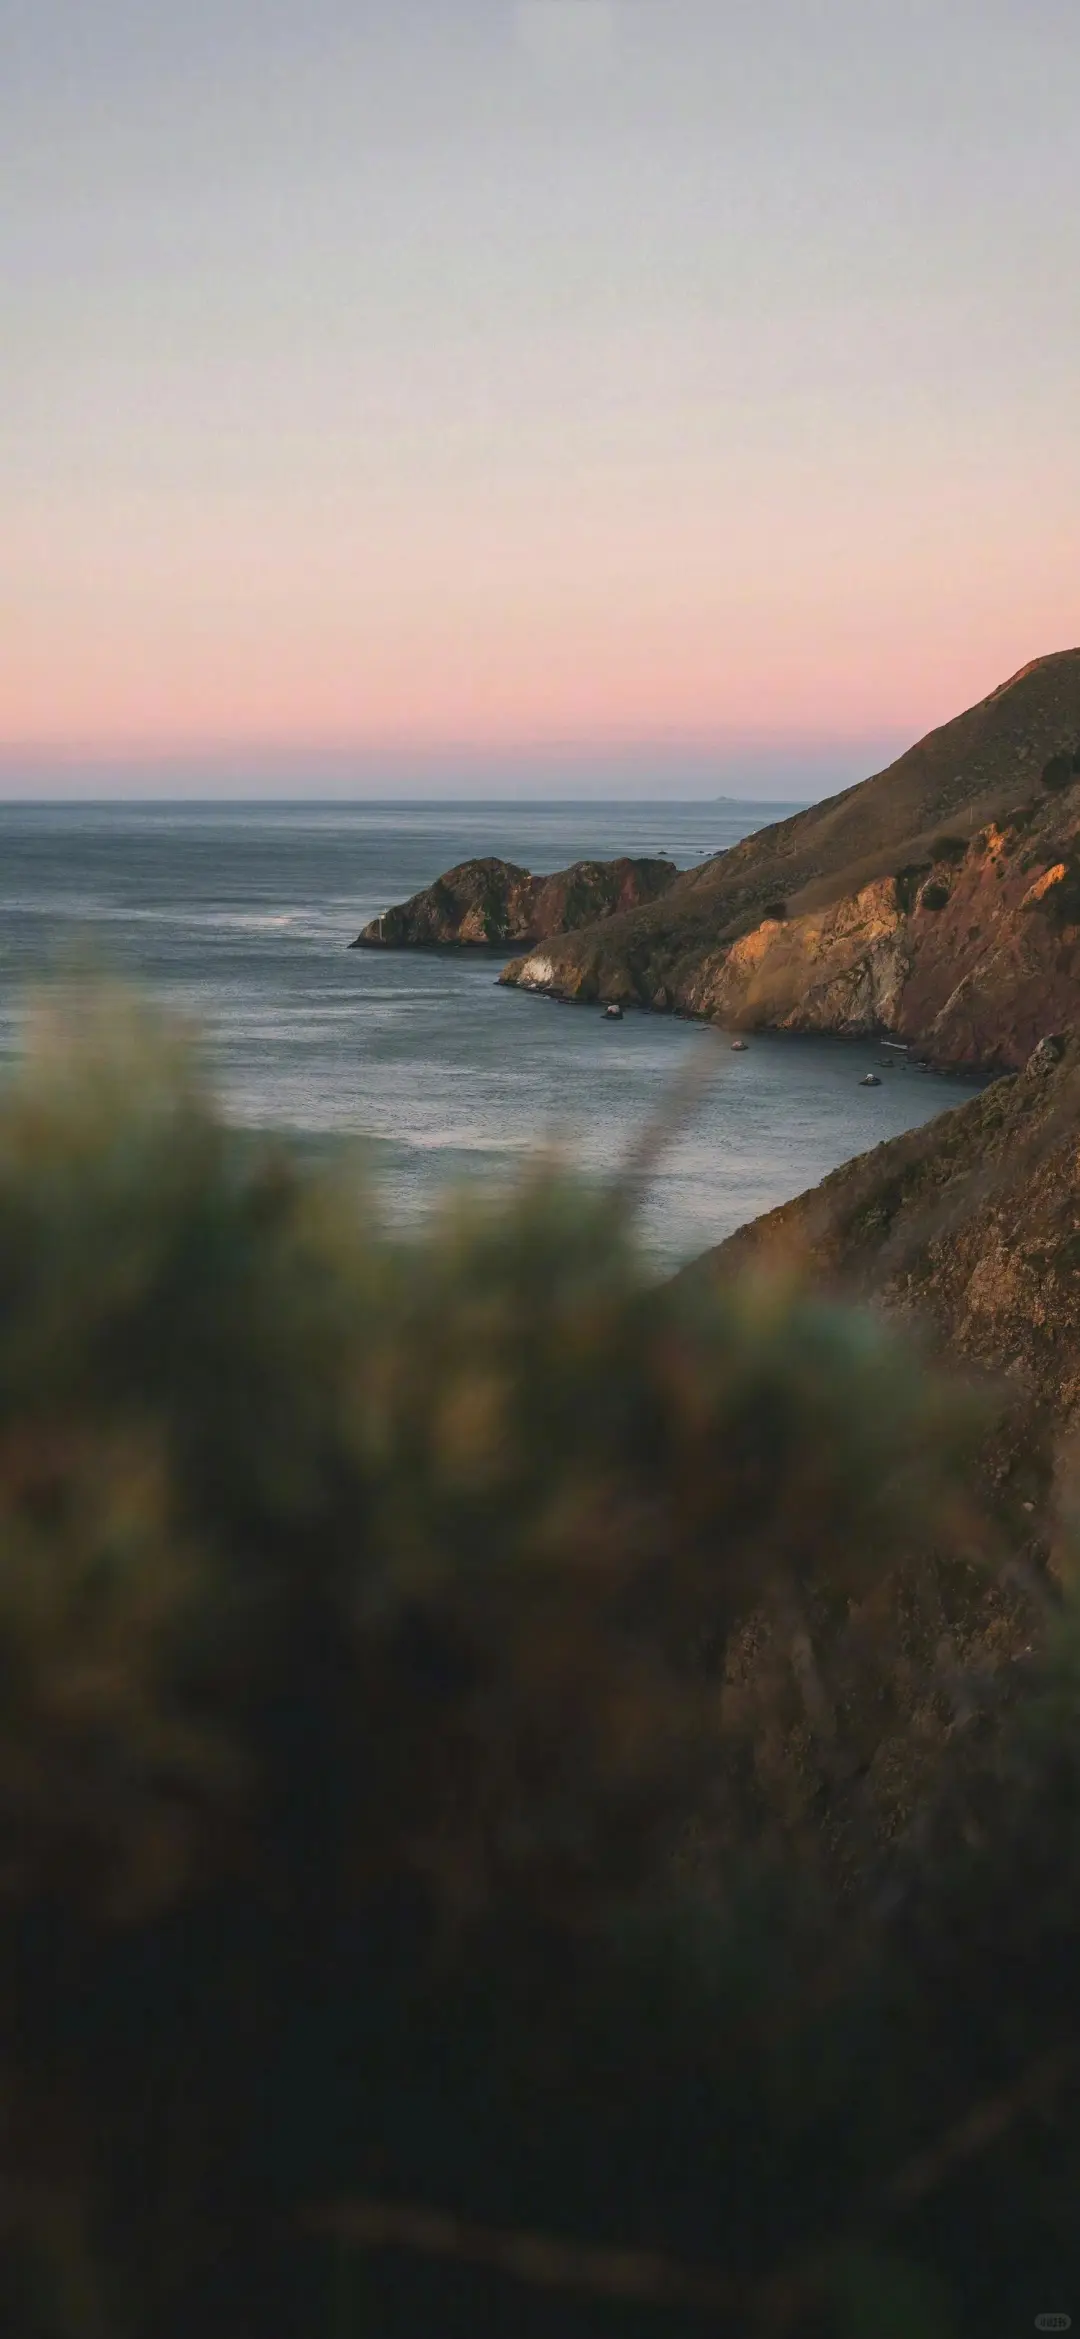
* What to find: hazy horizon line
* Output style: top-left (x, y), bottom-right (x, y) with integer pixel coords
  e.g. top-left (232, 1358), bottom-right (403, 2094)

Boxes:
top-left (0, 733), bottom-right (903, 807)
top-left (0, 792), bottom-right (812, 809)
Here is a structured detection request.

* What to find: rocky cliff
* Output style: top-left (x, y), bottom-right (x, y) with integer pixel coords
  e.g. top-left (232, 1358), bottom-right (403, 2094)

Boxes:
top-left (700, 1032), bottom-right (1080, 1513)
top-left (351, 854), bottom-right (677, 950)
top-left (678, 800), bottom-right (1080, 1069)
top-left (683, 1036), bottom-right (1080, 1838)
top-left (501, 649), bottom-right (1080, 1068)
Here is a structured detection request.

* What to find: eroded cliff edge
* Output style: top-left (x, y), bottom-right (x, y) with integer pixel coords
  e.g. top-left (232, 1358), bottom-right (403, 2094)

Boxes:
top-left (677, 1035), bottom-right (1080, 1790)
top-left (698, 1031), bottom-right (1080, 1502)
top-left (351, 854), bottom-right (677, 949)
top-left (502, 649), bottom-right (1080, 1069)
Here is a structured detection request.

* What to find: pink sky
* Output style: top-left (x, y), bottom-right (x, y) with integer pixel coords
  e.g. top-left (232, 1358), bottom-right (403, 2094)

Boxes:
top-left (4, 3), bottom-right (1079, 784)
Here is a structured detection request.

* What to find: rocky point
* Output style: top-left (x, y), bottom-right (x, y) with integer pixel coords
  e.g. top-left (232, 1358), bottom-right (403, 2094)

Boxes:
top-left (351, 854), bottom-right (678, 950)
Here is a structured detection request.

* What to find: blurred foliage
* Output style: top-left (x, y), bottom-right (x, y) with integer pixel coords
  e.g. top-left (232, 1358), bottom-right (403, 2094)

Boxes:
top-left (0, 994), bottom-right (1075, 2337)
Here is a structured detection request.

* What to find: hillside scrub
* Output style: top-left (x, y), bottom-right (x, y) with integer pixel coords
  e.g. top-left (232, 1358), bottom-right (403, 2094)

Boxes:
top-left (1, 996), bottom-right (1080, 2336)
top-left (1042, 749), bottom-right (1080, 791)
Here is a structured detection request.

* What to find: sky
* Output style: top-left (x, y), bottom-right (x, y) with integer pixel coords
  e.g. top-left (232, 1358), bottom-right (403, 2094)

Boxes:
top-left (2, 0), bottom-right (1078, 798)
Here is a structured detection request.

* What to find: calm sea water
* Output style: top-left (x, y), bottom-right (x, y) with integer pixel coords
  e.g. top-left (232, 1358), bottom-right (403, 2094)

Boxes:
top-left (0, 801), bottom-right (980, 1265)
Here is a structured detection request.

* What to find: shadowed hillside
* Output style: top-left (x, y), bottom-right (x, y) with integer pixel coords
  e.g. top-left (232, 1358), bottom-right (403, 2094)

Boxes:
top-left (698, 1031), bottom-right (1080, 1538)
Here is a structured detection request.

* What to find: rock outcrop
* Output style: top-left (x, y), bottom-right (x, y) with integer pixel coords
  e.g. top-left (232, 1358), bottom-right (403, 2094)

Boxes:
top-left (501, 649), bottom-right (1080, 1068)
top-left (351, 855), bottom-right (678, 950)
top-left (677, 809), bottom-right (1080, 1069)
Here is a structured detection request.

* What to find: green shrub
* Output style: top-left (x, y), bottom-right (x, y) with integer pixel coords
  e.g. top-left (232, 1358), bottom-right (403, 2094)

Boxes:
top-left (919, 881), bottom-right (950, 912)
top-left (1042, 751), bottom-right (1077, 792)
top-left (0, 994), bottom-right (1076, 2339)
top-left (931, 835), bottom-right (968, 865)
top-left (761, 899), bottom-right (788, 922)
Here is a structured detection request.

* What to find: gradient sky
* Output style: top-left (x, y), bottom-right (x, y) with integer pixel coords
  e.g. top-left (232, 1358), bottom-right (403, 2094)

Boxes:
top-left (2, 0), bottom-right (1078, 794)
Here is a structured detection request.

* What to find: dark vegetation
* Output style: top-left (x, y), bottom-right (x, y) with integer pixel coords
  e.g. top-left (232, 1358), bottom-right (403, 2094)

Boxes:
top-left (480, 870), bottom-right (514, 940)
top-left (893, 863), bottom-right (931, 916)
top-left (1042, 746), bottom-right (1080, 792)
top-left (2, 998), bottom-right (1080, 2337)
top-left (930, 835), bottom-right (968, 866)
top-left (918, 881), bottom-right (951, 912)
top-left (1036, 848), bottom-right (1080, 930)
top-left (998, 804), bottom-right (1041, 852)
top-left (1003, 801), bottom-right (1040, 832)
top-left (761, 900), bottom-right (788, 921)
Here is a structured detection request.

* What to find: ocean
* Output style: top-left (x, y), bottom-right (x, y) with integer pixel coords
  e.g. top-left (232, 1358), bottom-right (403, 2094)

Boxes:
top-left (0, 800), bottom-right (980, 1266)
